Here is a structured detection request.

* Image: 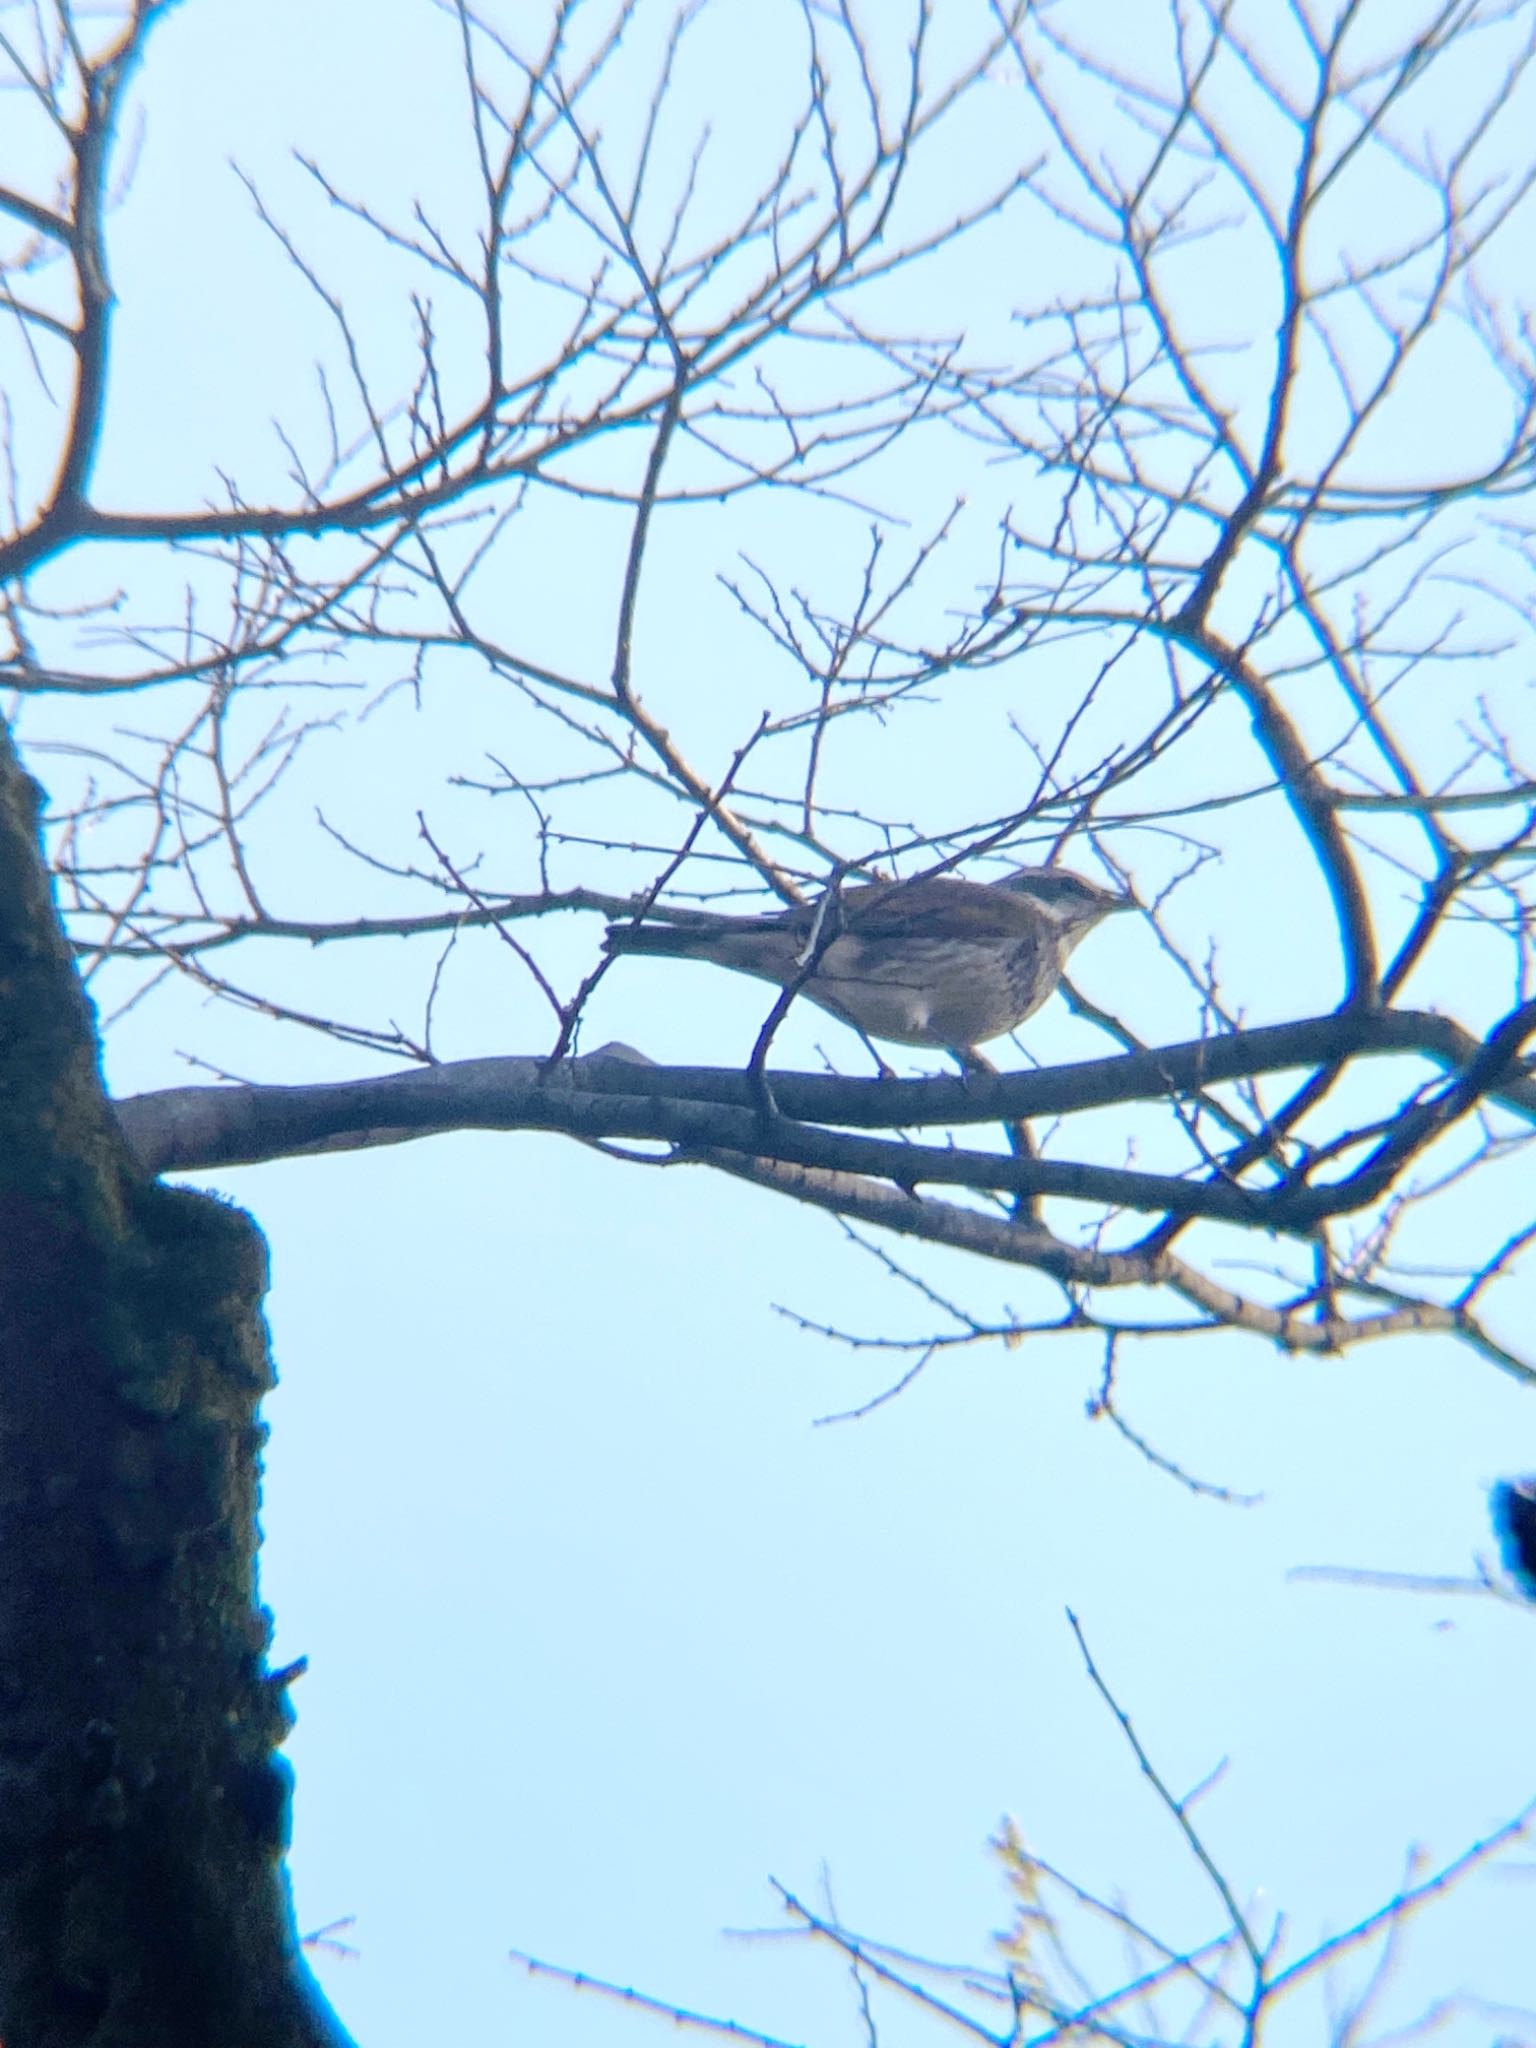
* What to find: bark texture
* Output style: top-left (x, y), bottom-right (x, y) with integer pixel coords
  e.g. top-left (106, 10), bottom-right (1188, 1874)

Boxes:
top-left (0, 715), bottom-right (349, 2046)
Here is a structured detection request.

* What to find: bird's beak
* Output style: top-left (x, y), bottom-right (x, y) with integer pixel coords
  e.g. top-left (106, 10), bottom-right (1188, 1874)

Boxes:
top-left (1092, 887), bottom-right (1136, 918)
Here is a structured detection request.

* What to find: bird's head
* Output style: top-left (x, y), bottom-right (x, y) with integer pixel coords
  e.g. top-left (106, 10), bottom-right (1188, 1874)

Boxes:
top-left (996, 866), bottom-right (1134, 935)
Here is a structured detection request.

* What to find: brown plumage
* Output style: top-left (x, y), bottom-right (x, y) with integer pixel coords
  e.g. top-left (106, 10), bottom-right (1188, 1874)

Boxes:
top-left (603, 867), bottom-right (1129, 1051)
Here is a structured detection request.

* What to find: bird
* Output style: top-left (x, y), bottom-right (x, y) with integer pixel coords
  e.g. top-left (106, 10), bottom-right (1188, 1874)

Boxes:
top-left (602, 866), bottom-right (1130, 1054)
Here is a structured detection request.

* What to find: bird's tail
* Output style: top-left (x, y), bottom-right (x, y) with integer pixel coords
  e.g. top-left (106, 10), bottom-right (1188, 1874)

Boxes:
top-left (603, 922), bottom-right (720, 959)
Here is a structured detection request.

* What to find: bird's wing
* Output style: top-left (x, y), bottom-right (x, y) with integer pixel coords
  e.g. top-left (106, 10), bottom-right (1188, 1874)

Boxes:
top-left (607, 876), bottom-right (1042, 951)
top-left (835, 876), bottom-right (1045, 938)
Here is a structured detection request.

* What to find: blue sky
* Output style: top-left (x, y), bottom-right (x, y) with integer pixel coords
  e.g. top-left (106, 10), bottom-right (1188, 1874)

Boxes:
top-left (5, 2), bottom-right (1536, 2042)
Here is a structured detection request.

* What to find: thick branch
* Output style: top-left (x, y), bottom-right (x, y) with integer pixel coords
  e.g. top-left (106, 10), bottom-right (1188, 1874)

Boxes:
top-left (115, 1006), bottom-right (1536, 1182)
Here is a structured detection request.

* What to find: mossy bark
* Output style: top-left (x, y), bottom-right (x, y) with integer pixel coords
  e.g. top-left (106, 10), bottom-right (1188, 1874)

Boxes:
top-left (0, 715), bottom-right (350, 2046)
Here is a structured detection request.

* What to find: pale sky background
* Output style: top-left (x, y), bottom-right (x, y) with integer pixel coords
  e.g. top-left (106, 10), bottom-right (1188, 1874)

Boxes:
top-left (5, 3), bottom-right (1536, 2044)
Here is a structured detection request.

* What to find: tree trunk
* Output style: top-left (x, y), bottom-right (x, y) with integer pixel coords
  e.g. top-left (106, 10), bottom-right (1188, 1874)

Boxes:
top-left (0, 715), bottom-right (350, 2046)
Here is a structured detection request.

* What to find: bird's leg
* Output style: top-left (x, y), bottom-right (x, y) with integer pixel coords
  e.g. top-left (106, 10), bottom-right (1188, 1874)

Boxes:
top-left (856, 1026), bottom-right (896, 1079)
